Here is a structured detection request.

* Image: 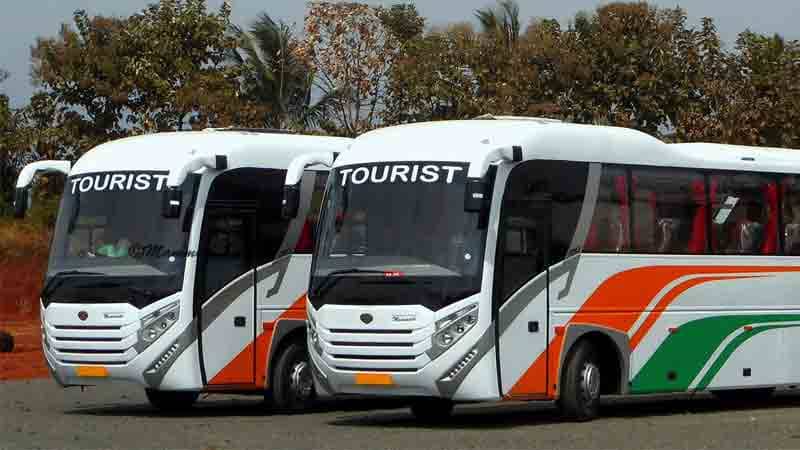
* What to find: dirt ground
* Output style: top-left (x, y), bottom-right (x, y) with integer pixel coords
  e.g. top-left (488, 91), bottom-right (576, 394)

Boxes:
top-left (0, 258), bottom-right (49, 381)
top-left (0, 319), bottom-right (48, 381)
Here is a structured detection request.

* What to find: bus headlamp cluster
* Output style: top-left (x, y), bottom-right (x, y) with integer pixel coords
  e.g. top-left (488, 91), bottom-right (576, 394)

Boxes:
top-left (307, 315), bottom-right (322, 355)
top-left (138, 302), bottom-right (179, 350)
top-left (430, 303), bottom-right (478, 359)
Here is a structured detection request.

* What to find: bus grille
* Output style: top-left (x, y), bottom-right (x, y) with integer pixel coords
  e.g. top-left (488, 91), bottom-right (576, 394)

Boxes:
top-left (44, 320), bottom-right (139, 365)
top-left (319, 326), bottom-right (434, 372)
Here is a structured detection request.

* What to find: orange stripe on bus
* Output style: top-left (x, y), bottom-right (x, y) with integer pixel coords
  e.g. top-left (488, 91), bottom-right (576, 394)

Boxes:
top-left (628, 275), bottom-right (762, 349)
top-left (208, 294), bottom-right (308, 388)
top-left (507, 265), bottom-right (800, 398)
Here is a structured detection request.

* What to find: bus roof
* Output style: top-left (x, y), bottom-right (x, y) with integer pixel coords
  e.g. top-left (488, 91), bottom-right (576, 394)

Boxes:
top-left (70, 131), bottom-right (353, 176)
top-left (336, 120), bottom-right (800, 174)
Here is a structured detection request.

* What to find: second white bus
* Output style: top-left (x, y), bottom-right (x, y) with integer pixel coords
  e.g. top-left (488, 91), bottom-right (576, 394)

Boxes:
top-left (288, 117), bottom-right (800, 420)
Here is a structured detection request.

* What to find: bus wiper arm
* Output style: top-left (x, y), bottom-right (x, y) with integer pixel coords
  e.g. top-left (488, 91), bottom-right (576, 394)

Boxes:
top-left (312, 268), bottom-right (386, 297)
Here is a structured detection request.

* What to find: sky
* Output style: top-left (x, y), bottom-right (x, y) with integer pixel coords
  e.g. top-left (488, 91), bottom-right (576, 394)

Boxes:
top-left (1, 0), bottom-right (798, 107)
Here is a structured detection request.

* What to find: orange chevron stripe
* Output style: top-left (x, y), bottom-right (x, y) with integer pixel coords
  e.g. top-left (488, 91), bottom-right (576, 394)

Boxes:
top-left (208, 294), bottom-right (307, 389)
top-left (628, 275), bottom-right (763, 349)
top-left (507, 265), bottom-right (800, 399)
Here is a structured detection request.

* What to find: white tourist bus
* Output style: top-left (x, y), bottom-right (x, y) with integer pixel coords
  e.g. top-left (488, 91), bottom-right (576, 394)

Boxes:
top-left (287, 117), bottom-right (800, 421)
top-left (15, 129), bottom-right (351, 411)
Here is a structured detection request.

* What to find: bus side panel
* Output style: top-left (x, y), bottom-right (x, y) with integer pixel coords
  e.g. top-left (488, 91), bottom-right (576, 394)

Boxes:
top-left (629, 262), bottom-right (800, 393)
top-left (205, 256), bottom-right (310, 389)
top-left (258, 255), bottom-right (311, 388)
top-left (506, 255), bottom-right (800, 397)
top-left (503, 255), bottom-right (637, 398)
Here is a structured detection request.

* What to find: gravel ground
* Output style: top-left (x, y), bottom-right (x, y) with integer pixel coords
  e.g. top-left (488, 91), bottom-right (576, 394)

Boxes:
top-left (5, 378), bottom-right (800, 450)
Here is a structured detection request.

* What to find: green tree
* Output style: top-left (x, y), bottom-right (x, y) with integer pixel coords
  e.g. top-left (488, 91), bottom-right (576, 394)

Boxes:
top-left (679, 30), bottom-right (800, 146)
top-left (0, 69), bottom-right (16, 211)
top-left (383, 23), bottom-right (484, 124)
top-left (560, 3), bottom-right (702, 135)
top-left (378, 3), bottom-right (425, 44)
top-left (475, 0), bottom-right (521, 49)
top-left (32, 0), bottom-right (254, 139)
top-left (228, 13), bottom-right (336, 131)
top-left (302, 2), bottom-right (402, 136)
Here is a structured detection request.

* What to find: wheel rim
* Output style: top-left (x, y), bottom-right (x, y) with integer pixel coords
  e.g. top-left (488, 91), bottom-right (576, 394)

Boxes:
top-left (289, 360), bottom-right (314, 402)
top-left (580, 361), bottom-right (600, 403)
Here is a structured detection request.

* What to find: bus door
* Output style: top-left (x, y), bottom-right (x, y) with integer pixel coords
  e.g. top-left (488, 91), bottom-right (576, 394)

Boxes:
top-left (196, 202), bottom-right (258, 386)
top-left (495, 189), bottom-right (552, 397)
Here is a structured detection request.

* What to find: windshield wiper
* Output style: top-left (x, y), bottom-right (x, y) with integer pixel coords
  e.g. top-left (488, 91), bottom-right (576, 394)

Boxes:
top-left (42, 270), bottom-right (104, 298)
top-left (311, 268), bottom-right (387, 297)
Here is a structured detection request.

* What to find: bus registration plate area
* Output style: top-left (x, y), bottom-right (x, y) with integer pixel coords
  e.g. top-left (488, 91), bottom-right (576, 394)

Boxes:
top-left (75, 366), bottom-right (109, 378)
top-left (354, 373), bottom-right (394, 386)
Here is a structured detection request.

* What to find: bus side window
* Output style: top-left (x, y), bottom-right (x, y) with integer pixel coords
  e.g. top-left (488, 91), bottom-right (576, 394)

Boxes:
top-left (585, 167), bottom-right (629, 253)
top-left (631, 168), bottom-right (704, 254)
top-left (782, 176), bottom-right (800, 255)
top-left (710, 173), bottom-right (776, 255)
top-left (297, 171), bottom-right (329, 253)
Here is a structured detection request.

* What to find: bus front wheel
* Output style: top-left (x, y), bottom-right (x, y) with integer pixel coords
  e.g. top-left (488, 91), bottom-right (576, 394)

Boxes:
top-left (144, 389), bottom-right (199, 412)
top-left (558, 340), bottom-right (602, 421)
top-left (272, 340), bottom-right (316, 412)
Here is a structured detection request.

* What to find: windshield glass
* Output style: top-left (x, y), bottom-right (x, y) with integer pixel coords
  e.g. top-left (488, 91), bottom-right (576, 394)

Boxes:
top-left (44, 171), bottom-right (198, 308)
top-left (310, 162), bottom-right (487, 311)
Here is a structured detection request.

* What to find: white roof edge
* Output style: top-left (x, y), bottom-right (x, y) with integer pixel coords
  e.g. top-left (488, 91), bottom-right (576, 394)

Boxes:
top-left (70, 131), bottom-right (352, 176)
top-left (472, 113), bottom-right (562, 123)
top-left (338, 120), bottom-right (800, 174)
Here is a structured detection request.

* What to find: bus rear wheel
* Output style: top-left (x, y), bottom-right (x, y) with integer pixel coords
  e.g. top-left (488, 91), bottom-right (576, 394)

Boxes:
top-left (272, 340), bottom-right (316, 412)
top-left (558, 340), bottom-right (602, 421)
top-left (144, 389), bottom-right (199, 412)
top-left (410, 398), bottom-right (454, 423)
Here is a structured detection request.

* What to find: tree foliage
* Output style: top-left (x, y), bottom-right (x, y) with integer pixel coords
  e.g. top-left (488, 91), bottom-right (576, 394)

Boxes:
top-left (229, 13), bottom-right (339, 131)
top-left (31, 0), bottom-right (251, 137)
top-left (302, 2), bottom-right (405, 136)
top-left (4, 0), bottom-right (800, 218)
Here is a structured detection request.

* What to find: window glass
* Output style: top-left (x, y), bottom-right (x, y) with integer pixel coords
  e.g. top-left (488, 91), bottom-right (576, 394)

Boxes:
top-left (203, 213), bottom-right (254, 298)
top-left (583, 166), bottom-right (630, 253)
top-left (199, 168), bottom-right (290, 301)
top-left (710, 173), bottom-right (777, 255)
top-left (499, 160), bottom-right (588, 301)
top-left (585, 167), bottom-right (629, 253)
top-left (783, 176), bottom-right (800, 255)
top-left (296, 171), bottom-right (329, 254)
top-left (631, 169), bottom-right (705, 254)
top-left (310, 162), bottom-right (486, 311)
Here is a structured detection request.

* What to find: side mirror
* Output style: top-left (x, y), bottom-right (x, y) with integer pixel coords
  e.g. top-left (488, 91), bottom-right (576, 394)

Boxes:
top-left (464, 178), bottom-right (487, 212)
top-left (163, 187), bottom-right (182, 218)
top-left (13, 188), bottom-right (28, 219)
top-left (282, 185), bottom-right (301, 219)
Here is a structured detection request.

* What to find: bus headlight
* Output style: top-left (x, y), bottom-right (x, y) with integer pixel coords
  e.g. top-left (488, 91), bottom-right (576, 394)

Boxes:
top-left (429, 303), bottom-right (478, 359)
top-left (138, 302), bottom-right (180, 350)
top-left (307, 315), bottom-right (322, 355)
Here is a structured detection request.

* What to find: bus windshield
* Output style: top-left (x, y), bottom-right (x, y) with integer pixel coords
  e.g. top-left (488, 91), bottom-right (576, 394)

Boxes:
top-left (43, 171), bottom-right (197, 308)
top-left (310, 162), bottom-right (487, 311)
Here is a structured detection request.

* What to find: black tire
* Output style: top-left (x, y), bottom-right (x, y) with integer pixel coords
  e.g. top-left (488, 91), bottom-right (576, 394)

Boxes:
top-left (558, 340), bottom-right (602, 421)
top-left (272, 340), bottom-right (316, 412)
top-left (410, 398), bottom-right (454, 423)
top-left (144, 389), bottom-right (199, 412)
top-left (0, 330), bottom-right (13, 353)
top-left (712, 387), bottom-right (775, 403)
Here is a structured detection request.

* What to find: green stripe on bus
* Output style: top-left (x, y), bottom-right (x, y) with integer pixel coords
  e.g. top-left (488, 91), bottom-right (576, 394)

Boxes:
top-left (694, 324), bottom-right (800, 390)
top-left (630, 314), bottom-right (800, 394)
